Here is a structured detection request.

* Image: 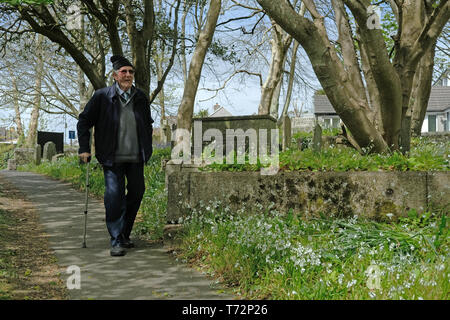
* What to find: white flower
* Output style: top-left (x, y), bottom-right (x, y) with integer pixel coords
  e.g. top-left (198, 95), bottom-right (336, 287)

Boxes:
top-left (347, 280), bottom-right (357, 288)
top-left (338, 274), bottom-right (344, 285)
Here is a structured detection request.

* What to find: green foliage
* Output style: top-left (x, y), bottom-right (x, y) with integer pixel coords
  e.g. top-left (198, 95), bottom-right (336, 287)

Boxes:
top-left (315, 89), bottom-right (326, 95)
top-left (193, 108), bottom-right (209, 118)
top-left (3, 0), bottom-right (53, 5)
top-left (134, 147), bottom-right (171, 239)
top-left (203, 136), bottom-right (449, 173)
top-left (208, 40), bottom-right (240, 65)
top-left (176, 203), bottom-right (449, 299)
top-left (292, 128), bottom-right (341, 140)
top-left (381, 7), bottom-right (398, 57)
top-left (0, 208), bottom-right (17, 300)
top-left (0, 144), bottom-right (15, 169)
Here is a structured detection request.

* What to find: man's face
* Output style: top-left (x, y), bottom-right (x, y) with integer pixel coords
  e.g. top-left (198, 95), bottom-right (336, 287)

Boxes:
top-left (113, 66), bottom-right (135, 91)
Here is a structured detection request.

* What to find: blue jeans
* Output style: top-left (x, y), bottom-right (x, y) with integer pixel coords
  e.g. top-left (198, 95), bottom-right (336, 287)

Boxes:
top-left (103, 162), bottom-right (145, 246)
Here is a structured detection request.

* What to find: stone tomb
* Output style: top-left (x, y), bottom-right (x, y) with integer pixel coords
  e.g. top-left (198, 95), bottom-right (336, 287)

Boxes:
top-left (190, 115), bottom-right (278, 163)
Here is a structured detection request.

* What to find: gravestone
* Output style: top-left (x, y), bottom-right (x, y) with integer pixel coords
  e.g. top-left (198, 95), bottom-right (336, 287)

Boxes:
top-left (291, 115), bottom-right (315, 134)
top-left (312, 123), bottom-right (323, 153)
top-left (43, 141), bottom-right (57, 161)
top-left (7, 159), bottom-right (16, 170)
top-left (191, 115), bottom-right (278, 162)
top-left (163, 125), bottom-right (171, 145)
top-left (34, 144), bottom-right (41, 165)
top-left (14, 148), bottom-right (34, 165)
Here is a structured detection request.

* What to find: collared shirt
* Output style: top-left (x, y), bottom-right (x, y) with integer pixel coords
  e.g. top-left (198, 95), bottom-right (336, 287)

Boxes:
top-left (115, 82), bottom-right (132, 103)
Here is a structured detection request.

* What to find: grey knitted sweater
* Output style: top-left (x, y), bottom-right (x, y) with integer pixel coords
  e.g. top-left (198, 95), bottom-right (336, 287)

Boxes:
top-left (114, 89), bottom-right (140, 163)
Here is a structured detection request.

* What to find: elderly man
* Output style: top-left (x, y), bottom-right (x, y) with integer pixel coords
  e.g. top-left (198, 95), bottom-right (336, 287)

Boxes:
top-left (77, 55), bottom-right (154, 256)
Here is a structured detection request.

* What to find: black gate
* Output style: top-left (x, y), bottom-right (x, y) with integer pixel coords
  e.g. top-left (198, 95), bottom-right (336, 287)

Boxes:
top-left (37, 131), bottom-right (64, 154)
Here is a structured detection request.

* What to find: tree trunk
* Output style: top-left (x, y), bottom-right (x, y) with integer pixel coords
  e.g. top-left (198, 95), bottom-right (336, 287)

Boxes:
top-left (359, 38), bottom-right (384, 136)
top-left (257, 0), bottom-right (388, 153)
top-left (9, 68), bottom-right (24, 143)
top-left (256, 0), bottom-right (449, 154)
top-left (259, 21), bottom-right (292, 115)
top-left (124, 0), bottom-right (155, 97)
top-left (77, 15), bottom-right (90, 113)
top-left (280, 40), bottom-right (299, 120)
top-left (180, 2), bottom-right (190, 86)
top-left (176, 0), bottom-right (221, 139)
top-left (26, 34), bottom-right (44, 148)
top-left (410, 44), bottom-right (436, 136)
top-left (155, 46), bottom-right (166, 141)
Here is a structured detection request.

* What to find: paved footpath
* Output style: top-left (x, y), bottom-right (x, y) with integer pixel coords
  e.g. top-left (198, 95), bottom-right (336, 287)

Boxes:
top-left (0, 170), bottom-right (235, 300)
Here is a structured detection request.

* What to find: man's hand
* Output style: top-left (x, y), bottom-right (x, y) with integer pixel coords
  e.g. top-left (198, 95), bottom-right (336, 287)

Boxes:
top-left (79, 152), bottom-right (91, 163)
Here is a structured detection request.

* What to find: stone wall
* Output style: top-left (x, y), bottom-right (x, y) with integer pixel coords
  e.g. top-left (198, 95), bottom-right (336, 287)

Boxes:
top-left (166, 163), bottom-right (449, 223)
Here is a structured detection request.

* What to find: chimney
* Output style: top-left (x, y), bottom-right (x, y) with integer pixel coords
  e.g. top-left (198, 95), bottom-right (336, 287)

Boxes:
top-left (214, 103), bottom-right (220, 112)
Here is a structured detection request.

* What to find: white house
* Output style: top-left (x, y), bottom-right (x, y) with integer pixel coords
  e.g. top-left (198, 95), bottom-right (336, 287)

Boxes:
top-left (421, 86), bottom-right (450, 132)
top-left (209, 103), bottom-right (233, 117)
top-left (313, 85), bottom-right (450, 133)
top-left (313, 94), bottom-right (342, 129)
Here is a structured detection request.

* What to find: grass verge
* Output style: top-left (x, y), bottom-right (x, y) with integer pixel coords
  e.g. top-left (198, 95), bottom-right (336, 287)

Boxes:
top-left (172, 204), bottom-right (448, 300)
top-left (0, 177), bottom-right (69, 300)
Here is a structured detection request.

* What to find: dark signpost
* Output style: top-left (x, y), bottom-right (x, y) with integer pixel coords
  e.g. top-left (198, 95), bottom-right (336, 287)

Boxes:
top-left (69, 130), bottom-right (76, 146)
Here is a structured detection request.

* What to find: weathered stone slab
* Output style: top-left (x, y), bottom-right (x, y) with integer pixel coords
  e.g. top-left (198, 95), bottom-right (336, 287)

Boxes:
top-left (52, 153), bottom-right (65, 162)
top-left (166, 168), bottom-right (448, 223)
top-left (166, 163), bottom-right (191, 223)
top-left (14, 148), bottom-right (34, 165)
top-left (34, 144), bottom-right (41, 165)
top-left (7, 159), bottom-right (16, 170)
top-left (312, 124), bottom-right (322, 152)
top-left (427, 171), bottom-right (450, 211)
top-left (43, 141), bottom-right (56, 161)
top-left (191, 115), bottom-right (278, 160)
top-left (280, 116), bottom-right (292, 151)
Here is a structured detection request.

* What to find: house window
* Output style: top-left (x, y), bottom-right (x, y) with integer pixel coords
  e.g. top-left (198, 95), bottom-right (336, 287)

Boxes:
top-left (323, 118), bottom-right (331, 128)
top-left (428, 115), bottom-right (436, 132)
top-left (332, 118), bottom-right (340, 128)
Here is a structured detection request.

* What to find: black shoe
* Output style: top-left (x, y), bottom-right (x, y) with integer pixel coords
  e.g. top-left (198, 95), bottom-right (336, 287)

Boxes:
top-left (110, 244), bottom-right (127, 256)
top-left (121, 238), bottom-right (135, 249)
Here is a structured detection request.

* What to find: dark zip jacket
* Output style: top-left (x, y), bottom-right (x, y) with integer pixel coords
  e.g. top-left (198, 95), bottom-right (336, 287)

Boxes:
top-left (77, 84), bottom-right (154, 166)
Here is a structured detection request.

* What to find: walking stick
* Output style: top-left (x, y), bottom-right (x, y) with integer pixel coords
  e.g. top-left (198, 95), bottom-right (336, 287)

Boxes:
top-left (82, 160), bottom-right (90, 248)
